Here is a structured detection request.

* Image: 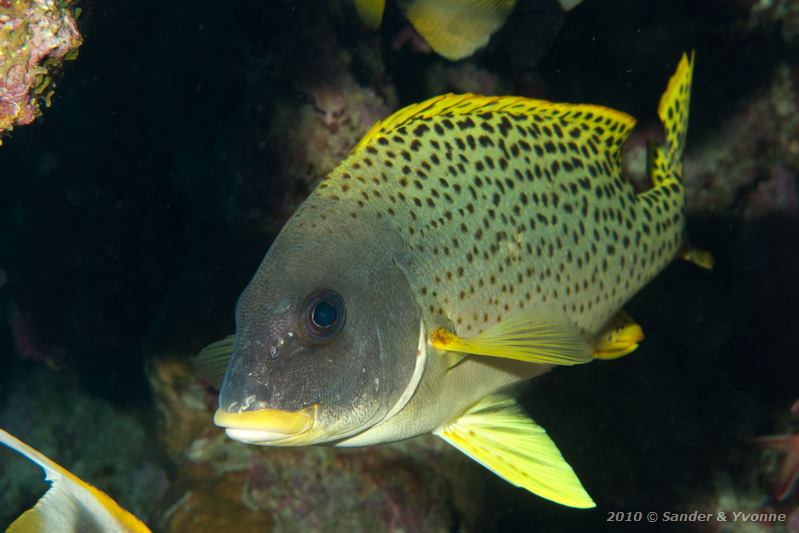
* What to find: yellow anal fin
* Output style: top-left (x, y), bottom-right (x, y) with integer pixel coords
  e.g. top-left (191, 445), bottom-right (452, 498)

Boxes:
top-left (0, 428), bottom-right (151, 533)
top-left (404, 0), bottom-right (518, 61)
top-left (657, 51), bottom-right (694, 170)
top-left (435, 395), bottom-right (595, 508)
top-left (193, 335), bottom-right (235, 388)
top-left (430, 310), bottom-right (591, 365)
top-left (593, 310), bottom-right (644, 360)
top-left (681, 245), bottom-right (714, 270)
top-left (354, 0), bottom-right (385, 29)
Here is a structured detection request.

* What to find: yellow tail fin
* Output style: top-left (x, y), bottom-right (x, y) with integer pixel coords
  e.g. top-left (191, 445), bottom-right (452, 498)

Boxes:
top-left (650, 51), bottom-right (694, 186)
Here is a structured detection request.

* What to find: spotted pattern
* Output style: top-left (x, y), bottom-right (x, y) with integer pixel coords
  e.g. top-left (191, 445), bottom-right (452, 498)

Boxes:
top-left (296, 65), bottom-right (692, 337)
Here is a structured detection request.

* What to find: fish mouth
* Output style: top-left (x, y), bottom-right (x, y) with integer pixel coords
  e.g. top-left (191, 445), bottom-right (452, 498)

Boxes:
top-left (213, 404), bottom-right (318, 445)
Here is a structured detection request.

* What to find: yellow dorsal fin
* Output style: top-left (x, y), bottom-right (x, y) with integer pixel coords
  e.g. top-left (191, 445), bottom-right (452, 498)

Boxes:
top-left (404, 0), bottom-right (518, 60)
top-left (435, 395), bottom-right (595, 508)
top-left (657, 51), bottom-right (694, 175)
top-left (354, 0), bottom-right (385, 29)
top-left (193, 335), bottom-right (235, 388)
top-left (593, 310), bottom-right (644, 360)
top-left (355, 93), bottom-right (636, 156)
top-left (0, 428), bottom-right (151, 532)
top-left (430, 309), bottom-right (591, 365)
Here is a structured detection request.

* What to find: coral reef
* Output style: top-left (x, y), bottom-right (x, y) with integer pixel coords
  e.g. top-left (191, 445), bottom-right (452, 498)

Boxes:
top-left (683, 63), bottom-right (799, 218)
top-left (0, 0), bottom-right (81, 142)
top-left (149, 358), bottom-right (484, 533)
top-left (744, 0), bottom-right (799, 46)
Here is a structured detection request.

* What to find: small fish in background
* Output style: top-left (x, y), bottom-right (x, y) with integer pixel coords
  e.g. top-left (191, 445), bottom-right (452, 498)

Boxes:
top-left (0, 428), bottom-right (150, 532)
top-left (199, 52), bottom-right (702, 508)
top-left (354, 0), bottom-right (584, 61)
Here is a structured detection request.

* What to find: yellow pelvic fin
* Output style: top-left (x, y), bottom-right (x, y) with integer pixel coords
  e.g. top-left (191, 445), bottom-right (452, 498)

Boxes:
top-left (0, 428), bottom-right (151, 533)
top-left (435, 395), bottom-right (595, 508)
top-left (656, 51), bottom-right (694, 179)
top-left (404, 0), bottom-right (518, 60)
top-left (354, 0), bottom-right (385, 29)
top-left (430, 309), bottom-right (592, 365)
top-left (680, 245), bottom-right (714, 270)
top-left (593, 310), bottom-right (644, 360)
top-left (193, 335), bottom-right (235, 388)
top-left (355, 92), bottom-right (635, 155)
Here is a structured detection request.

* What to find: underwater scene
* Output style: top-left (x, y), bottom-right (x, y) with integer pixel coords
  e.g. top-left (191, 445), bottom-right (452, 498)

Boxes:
top-left (1, 0), bottom-right (798, 531)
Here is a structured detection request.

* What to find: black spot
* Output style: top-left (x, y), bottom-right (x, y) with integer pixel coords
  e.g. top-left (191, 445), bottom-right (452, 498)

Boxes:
top-left (413, 123), bottom-right (430, 137)
top-left (457, 117), bottom-right (476, 130)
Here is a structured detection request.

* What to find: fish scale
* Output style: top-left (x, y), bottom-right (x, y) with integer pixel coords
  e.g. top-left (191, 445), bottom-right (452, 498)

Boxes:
top-left (207, 53), bottom-right (696, 508)
top-left (309, 91), bottom-right (686, 336)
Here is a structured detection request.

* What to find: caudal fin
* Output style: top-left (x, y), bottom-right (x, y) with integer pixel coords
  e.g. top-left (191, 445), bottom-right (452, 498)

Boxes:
top-left (0, 428), bottom-right (151, 532)
top-left (649, 51), bottom-right (695, 186)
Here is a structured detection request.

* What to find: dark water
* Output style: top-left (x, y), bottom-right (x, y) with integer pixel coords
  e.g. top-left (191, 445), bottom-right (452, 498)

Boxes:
top-left (1, 0), bottom-right (797, 531)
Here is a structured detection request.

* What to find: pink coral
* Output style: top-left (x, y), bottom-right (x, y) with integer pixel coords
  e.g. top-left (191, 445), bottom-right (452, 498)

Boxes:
top-left (0, 0), bottom-right (82, 139)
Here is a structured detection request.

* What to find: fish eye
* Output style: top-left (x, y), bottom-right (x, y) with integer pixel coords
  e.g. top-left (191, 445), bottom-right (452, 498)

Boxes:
top-left (300, 289), bottom-right (346, 342)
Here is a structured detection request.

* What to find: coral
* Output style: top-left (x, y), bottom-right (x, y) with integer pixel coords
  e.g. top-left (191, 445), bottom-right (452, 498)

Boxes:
top-left (148, 358), bottom-right (487, 533)
top-left (621, 62), bottom-right (799, 218)
top-left (681, 63), bottom-right (798, 217)
top-left (0, 0), bottom-right (81, 143)
top-left (426, 62), bottom-right (501, 96)
top-left (271, 78), bottom-right (393, 200)
top-left (270, 25), bottom-right (396, 203)
top-left (744, 0), bottom-right (799, 46)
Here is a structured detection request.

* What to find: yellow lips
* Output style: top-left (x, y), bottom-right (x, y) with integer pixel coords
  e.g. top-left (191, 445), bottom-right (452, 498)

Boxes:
top-left (213, 405), bottom-right (315, 435)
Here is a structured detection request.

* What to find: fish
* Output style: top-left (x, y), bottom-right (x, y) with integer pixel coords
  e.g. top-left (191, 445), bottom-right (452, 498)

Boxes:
top-left (354, 0), bottom-right (584, 61)
top-left (198, 52), bottom-right (697, 508)
top-left (0, 428), bottom-right (151, 532)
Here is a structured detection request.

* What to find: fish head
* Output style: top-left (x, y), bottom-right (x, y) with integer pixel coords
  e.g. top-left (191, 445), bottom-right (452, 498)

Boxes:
top-left (215, 206), bottom-right (422, 446)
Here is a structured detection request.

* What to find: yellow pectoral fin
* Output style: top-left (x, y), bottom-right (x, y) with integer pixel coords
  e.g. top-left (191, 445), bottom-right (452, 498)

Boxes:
top-left (593, 310), bottom-right (644, 360)
top-left (430, 310), bottom-right (591, 365)
top-left (354, 0), bottom-right (385, 29)
top-left (434, 395), bottom-right (595, 508)
top-left (0, 428), bottom-right (151, 533)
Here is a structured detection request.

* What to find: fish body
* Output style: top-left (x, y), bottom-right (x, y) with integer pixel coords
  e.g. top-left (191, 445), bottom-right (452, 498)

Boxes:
top-left (0, 428), bottom-right (150, 532)
top-left (206, 53), bottom-right (695, 508)
top-left (355, 0), bottom-right (584, 60)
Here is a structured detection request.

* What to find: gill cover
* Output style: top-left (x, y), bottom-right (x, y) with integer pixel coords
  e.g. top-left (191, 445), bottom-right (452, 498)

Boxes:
top-left (218, 202), bottom-right (422, 444)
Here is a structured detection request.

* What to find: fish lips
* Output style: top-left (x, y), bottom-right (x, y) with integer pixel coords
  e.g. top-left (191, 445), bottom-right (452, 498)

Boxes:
top-left (213, 404), bottom-right (319, 446)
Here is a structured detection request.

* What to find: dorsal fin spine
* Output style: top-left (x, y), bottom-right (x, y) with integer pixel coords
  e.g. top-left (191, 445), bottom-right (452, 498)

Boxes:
top-left (354, 93), bottom-right (636, 154)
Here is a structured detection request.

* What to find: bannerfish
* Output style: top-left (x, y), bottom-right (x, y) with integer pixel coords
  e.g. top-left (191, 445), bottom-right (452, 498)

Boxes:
top-left (199, 53), bottom-right (700, 508)
top-left (0, 428), bottom-right (151, 532)
top-left (354, 0), bottom-right (584, 61)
